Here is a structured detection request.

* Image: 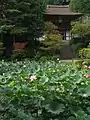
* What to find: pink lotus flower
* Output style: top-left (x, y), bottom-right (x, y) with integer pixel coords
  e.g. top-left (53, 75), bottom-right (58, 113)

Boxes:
top-left (29, 75), bottom-right (37, 82)
top-left (84, 65), bottom-right (90, 69)
top-left (84, 74), bottom-right (90, 78)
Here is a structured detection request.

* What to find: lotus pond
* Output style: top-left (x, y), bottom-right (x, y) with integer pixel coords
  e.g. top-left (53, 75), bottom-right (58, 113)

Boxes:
top-left (0, 59), bottom-right (90, 120)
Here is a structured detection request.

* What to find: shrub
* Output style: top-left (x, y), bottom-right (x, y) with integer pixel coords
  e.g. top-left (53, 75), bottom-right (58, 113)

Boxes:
top-left (71, 23), bottom-right (90, 36)
top-left (79, 48), bottom-right (90, 59)
top-left (44, 22), bottom-right (59, 34)
top-left (70, 22), bottom-right (90, 56)
top-left (40, 33), bottom-right (63, 52)
top-left (11, 50), bottom-right (27, 60)
top-left (79, 43), bottom-right (90, 59)
top-left (73, 59), bottom-right (84, 69)
top-left (40, 22), bottom-right (64, 55)
top-left (83, 59), bottom-right (90, 66)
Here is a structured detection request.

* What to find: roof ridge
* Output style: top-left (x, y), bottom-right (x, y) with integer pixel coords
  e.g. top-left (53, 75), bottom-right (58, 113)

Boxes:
top-left (47, 5), bottom-right (69, 8)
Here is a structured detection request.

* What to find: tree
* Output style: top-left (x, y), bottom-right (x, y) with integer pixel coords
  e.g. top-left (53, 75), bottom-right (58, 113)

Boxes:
top-left (0, 0), bottom-right (45, 57)
top-left (70, 0), bottom-right (90, 13)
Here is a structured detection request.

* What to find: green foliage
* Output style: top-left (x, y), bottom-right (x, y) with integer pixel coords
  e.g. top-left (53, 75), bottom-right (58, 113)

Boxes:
top-left (0, 0), bottom-right (45, 57)
top-left (70, 22), bottom-right (90, 56)
top-left (10, 27), bottom-right (28, 35)
top-left (73, 59), bottom-right (84, 68)
top-left (40, 34), bottom-right (63, 51)
top-left (0, 25), bottom-right (14, 34)
top-left (0, 0), bottom-right (44, 37)
top-left (40, 22), bottom-right (64, 54)
top-left (70, 0), bottom-right (90, 13)
top-left (71, 23), bottom-right (90, 37)
top-left (70, 42), bottom-right (84, 54)
top-left (11, 50), bottom-right (27, 60)
top-left (79, 43), bottom-right (90, 59)
top-left (81, 15), bottom-right (90, 23)
top-left (79, 48), bottom-right (90, 59)
top-left (44, 22), bottom-right (59, 34)
top-left (82, 59), bottom-right (90, 65)
top-left (0, 59), bottom-right (90, 119)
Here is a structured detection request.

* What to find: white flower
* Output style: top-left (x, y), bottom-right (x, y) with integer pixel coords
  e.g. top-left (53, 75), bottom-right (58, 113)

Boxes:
top-left (53, 70), bottom-right (55, 72)
top-left (57, 58), bottom-right (59, 61)
top-left (23, 65), bottom-right (26, 68)
top-left (88, 66), bottom-right (90, 69)
top-left (59, 61), bottom-right (61, 63)
top-left (2, 73), bottom-right (5, 76)
top-left (83, 94), bottom-right (87, 97)
top-left (84, 65), bottom-right (88, 68)
top-left (81, 82), bottom-right (84, 85)
top-left (2, 60), bottom-right (4, 62)
top-left (29, 75), bottom-right (37, 82)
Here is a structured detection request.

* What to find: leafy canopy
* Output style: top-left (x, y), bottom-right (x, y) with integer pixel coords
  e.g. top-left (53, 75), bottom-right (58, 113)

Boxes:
top-left (0, 0), bottom-right (45, 38)
top-left (70, 0), bottom-right (90, 13)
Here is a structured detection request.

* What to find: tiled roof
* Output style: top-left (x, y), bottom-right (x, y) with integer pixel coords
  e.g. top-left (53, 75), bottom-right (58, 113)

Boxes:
top-left (45, 5), bottom-right (82, 16)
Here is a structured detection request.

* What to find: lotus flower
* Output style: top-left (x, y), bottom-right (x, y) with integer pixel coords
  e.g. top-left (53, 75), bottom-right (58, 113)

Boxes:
top-left (84, 74), bottom-right (90, 78)
top-left (88, 66), bottom-right (90, 69)
top-left (29, 75), bottom-right (37, 82)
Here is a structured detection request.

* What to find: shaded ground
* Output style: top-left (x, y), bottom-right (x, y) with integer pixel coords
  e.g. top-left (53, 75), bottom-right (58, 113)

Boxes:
top-left (60, 41), bottom-right (76, 60)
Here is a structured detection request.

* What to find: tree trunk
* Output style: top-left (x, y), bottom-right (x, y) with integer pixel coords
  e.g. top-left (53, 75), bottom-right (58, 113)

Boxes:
top-left (3, 33), bottom-right (13, 58)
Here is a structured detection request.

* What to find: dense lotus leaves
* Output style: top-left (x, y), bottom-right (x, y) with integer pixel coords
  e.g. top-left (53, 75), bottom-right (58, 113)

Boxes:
top-left (0, 59), bottom-right (90, 119)
top-left (86, 115), bottom-right (90, 120)
top-left (43, 100), bottom-right (65, 114)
